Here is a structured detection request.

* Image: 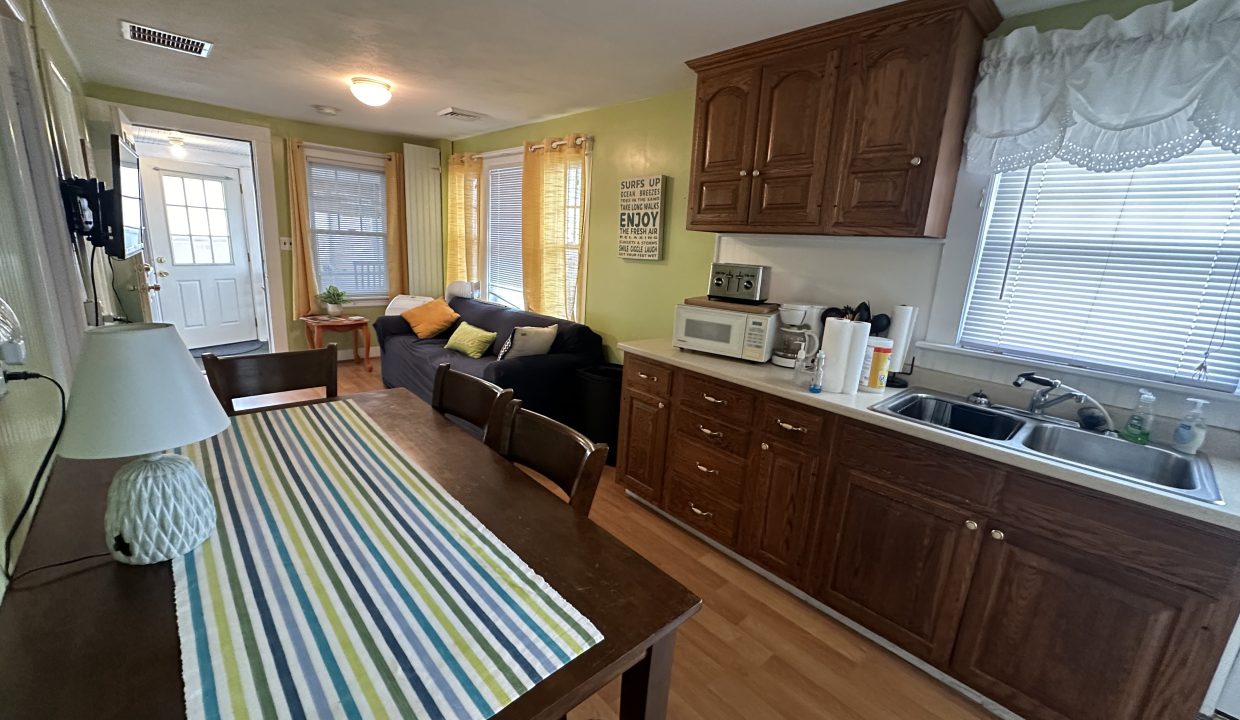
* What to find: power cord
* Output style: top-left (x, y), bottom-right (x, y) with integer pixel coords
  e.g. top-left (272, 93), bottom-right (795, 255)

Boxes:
top-left (1, 371), bottom-right (66, 582)
top-left (89, 245), bottom-right (100, 326)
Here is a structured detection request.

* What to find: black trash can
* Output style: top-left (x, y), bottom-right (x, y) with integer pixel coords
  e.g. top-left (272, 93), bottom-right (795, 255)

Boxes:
top-left (575, 364), bottom-right (623, 465)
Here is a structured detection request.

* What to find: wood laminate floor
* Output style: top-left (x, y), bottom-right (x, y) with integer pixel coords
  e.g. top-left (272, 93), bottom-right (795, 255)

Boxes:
top-left (274, 358), bottom-right (993, 720)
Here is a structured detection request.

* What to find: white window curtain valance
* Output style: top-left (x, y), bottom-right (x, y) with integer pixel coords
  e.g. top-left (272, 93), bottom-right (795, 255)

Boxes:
top-left (965, 0), bottom-right (1240, 175)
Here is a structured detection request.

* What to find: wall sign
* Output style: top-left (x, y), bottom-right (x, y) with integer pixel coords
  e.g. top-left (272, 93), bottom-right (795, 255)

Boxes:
top-left (617, 175), bottom-right (665, 260)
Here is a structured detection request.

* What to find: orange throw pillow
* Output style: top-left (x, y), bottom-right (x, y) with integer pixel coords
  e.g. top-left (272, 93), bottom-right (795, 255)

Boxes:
top-left (401, 298), bottom-right (459, 338)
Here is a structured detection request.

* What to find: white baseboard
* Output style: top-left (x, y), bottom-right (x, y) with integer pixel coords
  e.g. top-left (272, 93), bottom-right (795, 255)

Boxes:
top-left (335, 347), bottom-right (381, 362)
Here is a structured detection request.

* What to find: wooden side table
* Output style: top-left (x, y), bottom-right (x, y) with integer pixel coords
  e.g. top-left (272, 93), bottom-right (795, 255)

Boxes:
top-left (301, 314), bottom-right (372, 371)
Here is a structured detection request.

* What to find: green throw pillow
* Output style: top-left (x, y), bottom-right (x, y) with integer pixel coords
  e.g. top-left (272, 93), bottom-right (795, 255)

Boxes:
top-left (445, 321), bottom-right (497, 359)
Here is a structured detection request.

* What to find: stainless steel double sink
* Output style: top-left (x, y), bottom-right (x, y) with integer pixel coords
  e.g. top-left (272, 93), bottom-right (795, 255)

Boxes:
top-left (871, 389), bottom-right (1222, 505)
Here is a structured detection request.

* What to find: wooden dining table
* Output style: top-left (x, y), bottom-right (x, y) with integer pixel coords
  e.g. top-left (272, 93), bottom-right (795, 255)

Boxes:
top-left (0, 388), bottom-right (701, 719)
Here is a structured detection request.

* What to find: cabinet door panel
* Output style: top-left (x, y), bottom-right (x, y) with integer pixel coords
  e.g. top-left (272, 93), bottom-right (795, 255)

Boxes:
top-left (616, 389), bottom-right (669, 502)
top-left (812, 466), bottom-right (983, 664)
top-left (952, 527), bottom-right (1219, 720)
top-left (829, 18), bottom-right (955, 235)
top-left (742, 442), bottom-right (818, 581)
top-left (688, 67), bottom-right (760, 227)
top-left (749, 46), bottom-right (842, 227)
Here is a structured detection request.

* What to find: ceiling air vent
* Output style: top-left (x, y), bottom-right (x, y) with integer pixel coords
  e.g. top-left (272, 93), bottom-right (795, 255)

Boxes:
top-left (120, 21), bottom-right (213, 58)
top-left (437, 107), bottom-right (487, 122)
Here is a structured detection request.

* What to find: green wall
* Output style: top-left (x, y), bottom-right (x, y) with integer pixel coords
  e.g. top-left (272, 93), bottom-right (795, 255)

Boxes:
top-left (996, 0), bottom-right (1191, 33)
top-left (84, 84), bottom-right (442, 351)
top-left (451, 90), bottom-right (714, 362)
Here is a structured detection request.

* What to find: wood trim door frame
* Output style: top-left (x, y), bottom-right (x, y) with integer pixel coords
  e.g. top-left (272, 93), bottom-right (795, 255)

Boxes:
top-left (84, 99), bottom-right (289, 351)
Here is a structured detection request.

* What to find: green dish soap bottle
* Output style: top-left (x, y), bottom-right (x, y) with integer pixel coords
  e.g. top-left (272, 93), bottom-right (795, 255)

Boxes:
top-left (1119, 388), bottom-right (1155, 445)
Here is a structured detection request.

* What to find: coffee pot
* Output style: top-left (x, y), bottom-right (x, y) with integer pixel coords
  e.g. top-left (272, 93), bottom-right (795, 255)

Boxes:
top-left (772, 304), bottom-right (822, 368)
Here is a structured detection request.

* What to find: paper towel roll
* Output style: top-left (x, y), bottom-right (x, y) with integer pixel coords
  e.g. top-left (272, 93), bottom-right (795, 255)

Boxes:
top-left (888, 304), bottom-right (920, 372)
top-left (840, 321), bottom-right (872, 394)
top-left (821, 317), bottom-right (853, 394)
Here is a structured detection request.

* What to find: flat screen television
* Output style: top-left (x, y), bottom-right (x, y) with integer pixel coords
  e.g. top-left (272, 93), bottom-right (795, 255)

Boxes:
top-left (100, 134), bottom-right (144, 260)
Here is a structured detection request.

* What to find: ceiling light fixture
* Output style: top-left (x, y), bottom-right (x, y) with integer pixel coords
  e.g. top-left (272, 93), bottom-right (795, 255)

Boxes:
top-left (349, 77), bottom-right (392, 107)
top-left (168, 135), bottom-right (187, 159)
top-left (311, 104), bottom-right (340, 116)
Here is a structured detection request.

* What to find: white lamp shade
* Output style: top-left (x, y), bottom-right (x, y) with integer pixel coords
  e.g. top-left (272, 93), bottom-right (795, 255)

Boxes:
top-left (59, 324), bottom-right (229, 459)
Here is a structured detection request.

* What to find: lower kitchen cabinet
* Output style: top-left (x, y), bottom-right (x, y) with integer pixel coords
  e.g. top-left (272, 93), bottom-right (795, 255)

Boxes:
top-left (951, 524), bottom-right (1227, 720)
top-left (616, 388), bottom-right (669, 502)
top-left (810, 466), bottom-right (984, 665)
top-left (740, 439), bottom-right (820, 581)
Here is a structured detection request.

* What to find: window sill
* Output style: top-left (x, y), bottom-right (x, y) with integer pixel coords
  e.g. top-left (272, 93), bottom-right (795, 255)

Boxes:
top-left (914, 341), bottom-right (1240, 430)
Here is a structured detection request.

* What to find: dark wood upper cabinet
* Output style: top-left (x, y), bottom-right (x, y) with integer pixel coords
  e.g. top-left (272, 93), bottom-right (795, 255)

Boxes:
top-left (688, 67), bottom-right (761, 227)
top-left (951, 526), bottom-right (1230, 720)
top-left (810, 465), bottom-right (984, 665)
top-left (741, 438), bottom-right (820, 581)
top-left (685, 0), bottom-right (999, 237)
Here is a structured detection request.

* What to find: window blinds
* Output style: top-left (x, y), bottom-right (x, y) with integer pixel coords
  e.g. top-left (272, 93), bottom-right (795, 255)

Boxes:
top-left (485, 164), bottom-right (524, 308)
top-left (960, 143), bottom-right (1240, 393)
top-left (306, 161), bottom-right (387, 298)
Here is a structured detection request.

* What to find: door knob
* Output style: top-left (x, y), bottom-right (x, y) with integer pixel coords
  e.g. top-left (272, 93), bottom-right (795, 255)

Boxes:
top-left (990, 529), bottom-right (1005, 541)
top-left (157, 271), bottom-right (170, 278)
top-left (964, 520), bottom-right (978, 531)
top-left (156, 256), bottom-right (167, 264)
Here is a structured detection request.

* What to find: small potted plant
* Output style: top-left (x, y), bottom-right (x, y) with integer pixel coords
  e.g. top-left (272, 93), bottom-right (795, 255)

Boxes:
top-left (317, 286), bottom-right (349, 316)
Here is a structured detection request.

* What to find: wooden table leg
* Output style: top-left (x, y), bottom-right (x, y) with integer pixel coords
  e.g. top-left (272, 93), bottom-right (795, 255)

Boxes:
top-left (619, 631), bottom-right (676, 720)
top-left (304, 322), bottom-right (316, 349)
top-left (352, 328), bottom-right (361, 365)
top-left (362, 326), bottom-right (372, 372)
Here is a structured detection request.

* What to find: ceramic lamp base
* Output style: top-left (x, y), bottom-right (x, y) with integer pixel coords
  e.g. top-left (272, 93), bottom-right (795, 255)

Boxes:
top-left (105, 453), bottom-right (217, 565)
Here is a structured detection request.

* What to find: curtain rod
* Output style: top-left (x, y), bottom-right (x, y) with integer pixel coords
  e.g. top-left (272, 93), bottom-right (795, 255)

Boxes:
top-left (466, 135), bottom-right (593, 160)
top-left (528, 136), bottom-right (591, 152)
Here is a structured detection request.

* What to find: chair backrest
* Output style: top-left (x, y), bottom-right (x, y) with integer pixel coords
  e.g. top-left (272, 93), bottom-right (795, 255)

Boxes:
top-left (499, 400), bottom-right (607, 517)
top-left (203, 345), bottom-right (338, 416)
top-left (431, 363), bottom-right (513, 450)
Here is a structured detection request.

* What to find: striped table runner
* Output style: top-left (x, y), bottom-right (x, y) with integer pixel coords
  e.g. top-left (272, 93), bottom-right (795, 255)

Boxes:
top-left (172, 399), bottom-right (603, 719)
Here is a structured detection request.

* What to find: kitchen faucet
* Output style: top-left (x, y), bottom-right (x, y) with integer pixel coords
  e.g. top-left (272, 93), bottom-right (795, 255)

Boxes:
top-left (1013, 372), bottom-right (1116, 432)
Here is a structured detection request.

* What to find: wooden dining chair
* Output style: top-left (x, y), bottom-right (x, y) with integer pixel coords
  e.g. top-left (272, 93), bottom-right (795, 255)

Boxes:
top-left (498, 400), bottom-right (608, 518)
top-left (203, 345), bottom-right (338, 416)
top-left (431, 363), bottom-right (513, 451)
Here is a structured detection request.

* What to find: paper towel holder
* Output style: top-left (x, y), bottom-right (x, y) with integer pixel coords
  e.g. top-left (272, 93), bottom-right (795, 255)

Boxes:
top-left (886, 355), bottom-right (915, 389)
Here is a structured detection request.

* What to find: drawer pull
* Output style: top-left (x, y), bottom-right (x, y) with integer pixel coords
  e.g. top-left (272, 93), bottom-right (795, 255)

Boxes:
top-left (964, 520), bottom-right (979, 531)
top-left (638, 372), bottom-right (658, 382)
top-left (695, 463), bottom-right (719, 475)
top-left (990, 529), bottom-right (1006, 541)
top-left (657, 402), bottom-right (665, 409)
top-left (689, 502), bottom-right (714, 519)
top-left (761, 442), bottom-right (770, 450)
top-left (776, 419), bottom-right (809, 433)
top-left (698, 425), bottom-right (723, 439)
top-left (701, 393), bottom-right (728, 406)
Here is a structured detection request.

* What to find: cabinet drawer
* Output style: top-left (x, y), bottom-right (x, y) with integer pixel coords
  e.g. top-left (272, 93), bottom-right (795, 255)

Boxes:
top-left (836, 422), bottom-right (1002, 509)
top-left (666, 473), bottom-right (742, 547)
top-left (758, 398), bottom-right (827, 448)
top-left (999, 474), bottom-right (1240, 597)
top-left (679, 373), bottom-right (757, 425)
top-left (672, 406), bottom-right (752, 458)
top-left (668, 436), bottom-right (745, 503)
top-left (623, 356), bottom-right (673, 400)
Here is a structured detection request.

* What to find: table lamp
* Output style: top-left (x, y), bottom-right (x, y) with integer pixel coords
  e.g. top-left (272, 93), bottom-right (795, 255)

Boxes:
top-left (57, 324), bottom-right (230, 565)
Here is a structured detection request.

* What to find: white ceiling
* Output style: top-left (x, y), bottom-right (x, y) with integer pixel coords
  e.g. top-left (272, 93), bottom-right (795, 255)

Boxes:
top-left (50, 0), bottom-right (1080, 141)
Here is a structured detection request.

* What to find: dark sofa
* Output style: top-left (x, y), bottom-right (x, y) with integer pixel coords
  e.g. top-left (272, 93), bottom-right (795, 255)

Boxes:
top-left (374, 297), bottom-right (603, 423)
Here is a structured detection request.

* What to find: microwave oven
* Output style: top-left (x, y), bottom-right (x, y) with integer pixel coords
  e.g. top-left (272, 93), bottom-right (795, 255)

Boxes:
top-left (673, 304), bottom-right (776, 362)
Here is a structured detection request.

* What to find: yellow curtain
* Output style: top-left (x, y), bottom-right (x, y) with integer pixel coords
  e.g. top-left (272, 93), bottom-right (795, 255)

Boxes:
top-left (445, 153), bottom-right (482, 288)
top-left (521, 134), bottom-right (589, 321)
top-left (384, 151), bottom-right (408, 298)
top-left (288, 139), bottom-right (318, 319)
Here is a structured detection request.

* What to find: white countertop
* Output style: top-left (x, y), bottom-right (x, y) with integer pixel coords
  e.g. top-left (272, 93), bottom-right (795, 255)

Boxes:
top-left (619, 338), bottom-right (1240, 533)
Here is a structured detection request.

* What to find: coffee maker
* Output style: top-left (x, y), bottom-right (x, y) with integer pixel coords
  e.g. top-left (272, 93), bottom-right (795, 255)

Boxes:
top-left (771, 304), bottom-right (825, 368)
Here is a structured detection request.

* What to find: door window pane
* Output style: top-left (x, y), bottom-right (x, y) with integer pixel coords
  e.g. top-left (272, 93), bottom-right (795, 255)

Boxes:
top-left (162, 172), bottom-right (236, 265)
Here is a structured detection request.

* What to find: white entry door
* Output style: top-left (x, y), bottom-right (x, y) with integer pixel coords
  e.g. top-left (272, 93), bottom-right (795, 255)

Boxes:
top-left (140, 160), bottom-right (257, 349)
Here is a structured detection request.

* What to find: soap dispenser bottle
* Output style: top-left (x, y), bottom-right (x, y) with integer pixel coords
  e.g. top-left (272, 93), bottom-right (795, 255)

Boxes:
top-left (1119, 388), bottom-right (1156, 445)
top-left (1172, 398), bottom-right (1210, 455)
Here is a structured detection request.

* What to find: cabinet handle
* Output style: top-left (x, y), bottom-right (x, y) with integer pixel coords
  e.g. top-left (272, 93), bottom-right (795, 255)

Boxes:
top-left (638, 372), bottom-right (658, 382)
top-left (776, 419), bottom-right (808, 433)
top-left (761, 442), bottom-right (770, 450)
top-left (689, 502), bottom-right (714, 519)
top-left (752, 170), bottom-right (761, 177)
top-left (964, 520), bottom-right (979, 531)
top-left (701, 394), bottom-right (727, 405)
top-left (695, 463), bottom-right (719, 475)
top-left (740, 170), bottom-right (748, 177)
top-left (657, 402), bottom-right (665, 409)
top-left (990, 529), bottom-right (1005, 541)
top-left (909, 156), bottom-right (923, 167)
top-left (698, 425), bottom-right (723, 439)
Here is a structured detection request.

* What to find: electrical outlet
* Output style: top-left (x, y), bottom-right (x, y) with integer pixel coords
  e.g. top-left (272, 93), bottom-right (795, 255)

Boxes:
top-left (280, 236), bottom-right (293, 251)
